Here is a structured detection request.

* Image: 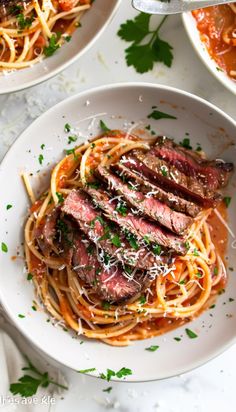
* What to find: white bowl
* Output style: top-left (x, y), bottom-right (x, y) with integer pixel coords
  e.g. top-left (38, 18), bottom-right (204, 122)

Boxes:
top-left (0, 83), bottom-right (236, 382)
top-left (182, 12), bottom-right (236, 95)
top-left (0, 0), bottom-right (120, 95)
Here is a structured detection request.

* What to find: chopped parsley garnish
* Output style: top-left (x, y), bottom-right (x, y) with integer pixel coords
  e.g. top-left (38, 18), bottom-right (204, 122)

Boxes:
top-left (1, 242), bottom-right (8, 253)
top-left (153, 244), bottom-right (161, 255)
top-left (179, 138), bottom-right (192, 150)
top-left (174, 337), bottom-right (181, 342)
top-left (103, 253), bottom-right (111, 266)
top-left (185, 328), bottom-right (198, 339)
top-left (40, 144), bottom-right (45, 150)
top-left (196, 272), bottom-right (203, 278)
top-left (87, 181), bottom-right (100, 189)
top-left (193, 248), bottom-right (199, 256)
top-left (102, 301), bottom-right (111, 311)
top-left (18, 314), bottom-right (25, 319)
top-left (6, 204), bottom-right (12, 210)
top-left (64, 123), bottom-right (71, 133)
top-left (115, 203), bottom-right (128, 216)
top-left (223, 196), bottom-right (231, 208)
top-left (117, 14), bottom-right (173, 74)
top-left (56, 192), bottom-right (64, 203)
top-left (184, 241), bottom-right (190, 251)
top-left (209, 304), bottom-right (215, 309)
top-left (139, 295), bottom-right (146, 305)
top-left (213, 267), bottom-right (218, 276)
top-left (196, 144), bottom-right (202, 152)
top-left (66, 148), bottom-right (78, 159)
top-left (145, 345), bottom-right (159, 352)
top-left (218, 288), bottom-right (225, 295)
top-left (125, 231), bottom-right (139, 250)
top-left (27, 273), bottom-right (33, 281)
top-left (90, 143), bottom-right (95, 149)
top-left (10, 5), bottom-right (23, 14)
top-left (68, 135), bottom-right (77, 144)
top-left (160, 166), bottom-right (168, 176)
top-left (229, 298), bottom-right (234, 302)
top-left (65, 35), bottom-right (72, 42)
top-left (77, 368), bottom-right (96, 374)
top-left (143, 235), bottom-right (150, 245)
top-left (111, 234), bottom-right (121, 247)
top-left (90, 215), bottom-right (104, 228)
top-left (86, 244), bottom-right (94, 255)
top-left (31, 306), bottom-right (37, 311)
top-left (147, 110), bottom-right (176, 121)
top-left (17, 13), bottom-right (34, 30)
top-left (103, 386), bottom-right (113, 393)
top-left (38, 154), bottom-right (44, 165)
top-left (179, 279), bottom-right (186, 285)
top-left (100, 120), bottom-right (111, 133)
top-left (44, 35), bottom-right (60, 57)
top-left (100, 367), bottom-right (132, 381)
top-left (10, 357), bottom-right (68, 397)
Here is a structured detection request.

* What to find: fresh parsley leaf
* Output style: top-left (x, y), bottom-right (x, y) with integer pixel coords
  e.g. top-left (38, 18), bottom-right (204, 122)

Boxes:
top-left (18, 314), bottom-right (25, 318)
top-left (100, 369), bottom-right (116, 382)
top-left (68, 135), bottom-right (77, 144)
top-left (6, 204), bottom-right (12, 210)
top-left (125, 231), bottom-right (139, 250)
top-left (160, 166), bottom-right (168, 176)
top-left (179, 279), bottom-right (186, 285)
top-left (17, 14), bottom-right (34, 29)
top-left (103, 386), bottom-right (113, 393)
top-left (1, 242), bottom-right (8, 253)
top-left (153, 244), bottom-right (161, 255)
top-left (174, 337), bottom-right (181, 342)
top-left (100, 367), bottom-right (132, 381)
top-left (40, 144), bottom-right (45, 150)
top-left (65, 35), bottom-right (72, 42)
top-left (213, 267), bottom-right (218, 276)
top-left (145, 345), bottom-right (159, 352)
top-left (44, 35), bottom-right (60, 57)
top-left (100, 120), bottom-right (111, 133)
top-left (185, 328), bottom-right (198, 339)
top-left (147, 110), bottom-right (176, 121)
top-left (223, 197), bottom-right (231, 208)
top-left (102, 301), bottom-right (111, 311)
top-left (193, 248), bottom-right (199, 256)
top-left (179, 138), bottom-right (192, 150)
top-left (116, 367), bottom-right (132, 379)
top-left (10, 357), bottom-right (68, 397)
top-left (115, 203), bottom-right (128, 216)
top-left (27, 273), bottom-right (33, 281)
top-left (117, 13), bottom-right (151, 43)
top-left (118, 14), bottom-right (173, 74)
top-left (64, 123), bottom-right (71, 133)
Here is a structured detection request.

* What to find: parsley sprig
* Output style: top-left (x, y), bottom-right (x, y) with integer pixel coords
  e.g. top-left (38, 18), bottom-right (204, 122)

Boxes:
top-left (10, 357), bottom-right (68, 397)
top-left (118, 13), bottom-right (173, 73)
top-left (100, 367), bottom-right (132, 381)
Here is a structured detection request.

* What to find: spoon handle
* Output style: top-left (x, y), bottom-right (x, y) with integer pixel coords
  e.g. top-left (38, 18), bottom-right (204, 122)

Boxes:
top-left (132, 0), bottom-right (236, 15)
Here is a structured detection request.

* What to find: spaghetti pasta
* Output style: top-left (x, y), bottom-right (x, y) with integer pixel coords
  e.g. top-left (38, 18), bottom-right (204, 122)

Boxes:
top-left (0, 0), bottom-right (91, 71)
top-left (23, 131), bottom-right (228, 346)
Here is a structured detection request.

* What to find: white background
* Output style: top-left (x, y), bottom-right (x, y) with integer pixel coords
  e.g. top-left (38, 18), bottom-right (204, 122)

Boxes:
top-left (0, 1), bottom-right (236, 411)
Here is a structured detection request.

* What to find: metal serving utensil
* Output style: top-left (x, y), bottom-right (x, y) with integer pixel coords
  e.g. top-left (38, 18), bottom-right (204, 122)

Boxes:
top-left (132, 0), bottom-right (236, 15)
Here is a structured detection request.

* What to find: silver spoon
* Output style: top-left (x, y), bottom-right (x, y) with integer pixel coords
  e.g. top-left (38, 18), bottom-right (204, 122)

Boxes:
top-left (132, 0), bottom-right (236, 15)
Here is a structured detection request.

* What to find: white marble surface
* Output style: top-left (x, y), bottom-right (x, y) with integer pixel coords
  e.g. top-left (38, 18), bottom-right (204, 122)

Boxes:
top-left (0, 1), bottom-right (236, 411)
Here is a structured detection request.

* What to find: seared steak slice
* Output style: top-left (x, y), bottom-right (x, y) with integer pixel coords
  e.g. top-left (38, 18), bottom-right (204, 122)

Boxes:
top-left (62, 190), bottom-right (164, 269)
top-left (152, 136), bottom-right (234, 190)
top-left (84, 185), bottom-right (187, 255)
top-left (121, 153), bottom-right (221, 208)
top-left (97, 165), bottom-right (192, 235)
top-left (34, 208), bottom-right (60, 256)
top-left (112, 163), bottom-right (201, 217)
top-left (72, 236), bottom-right (145, 302)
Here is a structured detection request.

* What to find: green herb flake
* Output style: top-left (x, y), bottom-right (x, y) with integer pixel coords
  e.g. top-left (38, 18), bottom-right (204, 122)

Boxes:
top-left (77, 368), bottom-right (96, 374)
top-left (209, 304), bottom-right (215, 309)
top-left (102, 301), bottom-right (111, 311)
top-left (148, 110), bottom-right (176, 121)
top-left (65, 35), bottom-right (72, 42)
top-left (115, 203), bottom-right (128, 216)
top-left (44, 34), bottom-right (60, 57)
top-left (213, 267), bottom-right (218, 276)
top-left (185, 328), bottom-right (198, 339)
top-left (27, 273), bottom-right (33, 281)
top-left (139, 295), bottom-right (146, 305)
top-left (179, 279), bottom-right (186, 285)
top-left (56, 192), bottom-right (64, 204)
top-left (17, 13), bottom-right (34, 30)
top-left (1, 242), bottom-right (8, 253)
top-left (125, 231), bottom-right (139, 250)
top-left (111, 234), bottom-right (121, 247)
top-left (31, 306), bottom-right (37, 311)
top-left (223, 197), bottom-right (231, 208)
top-left (40, 144), bottom-right (45, 150)
top-left (38, 154), bottom-right (44, 165)
top-left (179, 138), bottom-right (192, 150)
top-left (18, 314), bottom-right (25, 319)
top-left (193, 248), bottom-right (199, 256)
top-left (6, 204), bottom-right (12, 210)
top-left (64, 123), bottom-right (71, 133)
top-left (68, 135), bottom-right (77, 144)
top-left (153, 244), bottom-right (161, 255)
top-left (100, 120), bottom-right (111, 133)
top-left (145, 345), bottom-right (159, 352)
top-left (174, 337), bottom-right (181, 342)
top-left (103, 386), bottom-right (113, 393)
top-left (160, 166), bottom-right (168, 176)
top-left (115, 367), bottom-right (132, 379)
top-left (229, 298), bottom-right (234, 302)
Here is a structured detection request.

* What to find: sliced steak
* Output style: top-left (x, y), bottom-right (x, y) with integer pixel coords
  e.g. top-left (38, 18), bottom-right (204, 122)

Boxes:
top-left (152, 136), bottom-right (234, 190)
top-left (84, 185), bottom-right (187, 255)
top-left (121, 152), bottom-right (221, 208)
top-left (112, 163), bottom-right (201, 218)
top-left (62, 190), bottom-right (165, 269)
top-left (97, 165), bottom-right (192, 235)
top-left (34, 208), bottom-right (60, 256)
top-left (72, 236), bottom-right (145, 302)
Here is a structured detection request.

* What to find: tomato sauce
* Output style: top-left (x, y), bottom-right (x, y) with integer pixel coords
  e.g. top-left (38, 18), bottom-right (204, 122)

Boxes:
top-left (192, 5), bottom-right (236, 79)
